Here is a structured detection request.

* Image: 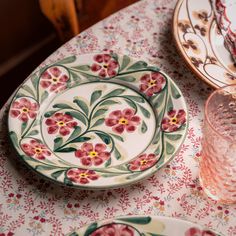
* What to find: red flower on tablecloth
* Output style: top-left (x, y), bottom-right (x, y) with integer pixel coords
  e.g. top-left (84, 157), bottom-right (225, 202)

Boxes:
top-left (0, 232), bottom-right (14, 236)
top-left (161, 109), bottom-right (186, 132)
top-left (75, 142), bottom-right (110, 166)
top-left (185, 227), bottom-right (216, 236)
top-left (33, 216), bottom-right (46, 223)
top-left (63, 202), bottom-right (80, 218)
top-left (164, 164), bottom-right (177, 176)
top-left (45, 112), bottom-right (77, 136)
top-left (10, 98), bottom-right (39, 122)
top-left (91, 54), bottom-right (119, 78)
top-left (6, 193), bottom-right (22, 207)
top-left (28, 215), bottom-right (47, 235)
top-left (21, 140), bottom-right (51, 160)
top-left (128, 153), bottom-right (158, 171)
top-left (105, 108), bottom-right (141, 134)
top-left (67, 168), bottom-right (99, 184)
top-left (90, 223), bottom-right (135, 236)
top-left (153, 197), bottom-right (165, 212)
top-left (40, 66), bottom-right (69, 92)
top-left (139, 72), bottom-right (166, 96)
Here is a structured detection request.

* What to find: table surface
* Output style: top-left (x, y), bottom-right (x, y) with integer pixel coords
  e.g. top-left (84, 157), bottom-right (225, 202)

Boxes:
top-left (0, 0), bottom-right (236, 235)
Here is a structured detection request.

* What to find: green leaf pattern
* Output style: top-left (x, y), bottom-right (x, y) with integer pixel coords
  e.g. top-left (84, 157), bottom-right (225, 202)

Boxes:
top-left (8, 53), bottom-right (187, 188)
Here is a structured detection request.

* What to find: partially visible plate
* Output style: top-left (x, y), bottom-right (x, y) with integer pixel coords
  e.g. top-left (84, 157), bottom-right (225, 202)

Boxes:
top-left (67, 215), bottom-right (222, 236)
top-left (8, 53), bottom-right (188, 189)
top-left (173, 0), bottom-right (236, 88)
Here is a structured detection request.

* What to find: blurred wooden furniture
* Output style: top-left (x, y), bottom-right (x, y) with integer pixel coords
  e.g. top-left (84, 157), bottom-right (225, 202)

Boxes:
top-left (39, 0), bottom-right (137, 42)
top-left (39, 0), bottom-right (81, 42)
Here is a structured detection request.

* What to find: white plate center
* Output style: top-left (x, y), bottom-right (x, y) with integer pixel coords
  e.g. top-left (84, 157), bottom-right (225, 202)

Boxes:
top-left (41, 82), bottom-right (156, 168)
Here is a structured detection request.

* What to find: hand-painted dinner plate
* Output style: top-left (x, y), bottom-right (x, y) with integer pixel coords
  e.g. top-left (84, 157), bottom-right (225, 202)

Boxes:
top-left (173, 0), bottom-right (236, 89)
top-left (8, 53), bottom-right (188, 189)
top-left (66, 215), bottom-right (222, 236)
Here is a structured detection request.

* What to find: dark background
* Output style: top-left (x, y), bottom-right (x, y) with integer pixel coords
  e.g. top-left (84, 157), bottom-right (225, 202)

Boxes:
top-left (0, 0), bottom-right (138, 107)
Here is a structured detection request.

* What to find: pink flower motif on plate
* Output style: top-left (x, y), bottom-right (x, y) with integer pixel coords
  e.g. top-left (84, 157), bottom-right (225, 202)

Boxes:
top-left (161, 109), bottom-right (186, 132)
top-left (90, 223), bottom-right (135, 236)
top-left (40, 66), bottom-right (69, 92)
top-left (45, 112), bottom-right (77, 136)
top-left (21, 139), bottom-right (51, 160)
top-left (67, 168), bottom-right (99, 184)
top-left (128, 153), bottom-right (158, 171)
top-left (91, 54), bottom-right (119, 78)
top-left (185, 227), bottom-right (216, 236)
top-left (105, 108), bottom-right (141, 134)
top-left (139, 72), bottom-right (166, 96)
top-left (75, 142), bottom-right (110, 166)
top-left (10, 98), bottom-right (39, 122)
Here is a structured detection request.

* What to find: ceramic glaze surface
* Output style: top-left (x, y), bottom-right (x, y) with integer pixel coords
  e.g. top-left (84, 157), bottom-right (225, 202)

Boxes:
top-left (173, 0), bottom-right (236, 88)
top-left (41, 82), bottom-right (156, 168)
top-left (68, 215), bottom-right (222, 236)
top-left (211, 0), bottom-right (236, 62)
top-left (8, 53), bottom-right (188, 189)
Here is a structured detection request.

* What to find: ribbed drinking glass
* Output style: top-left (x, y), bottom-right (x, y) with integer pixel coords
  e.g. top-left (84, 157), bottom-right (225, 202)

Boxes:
top-left (200, 85), bottom-right (236, 204)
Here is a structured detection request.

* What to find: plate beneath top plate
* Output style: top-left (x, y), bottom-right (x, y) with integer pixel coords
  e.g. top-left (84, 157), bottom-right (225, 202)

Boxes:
top-left (173, 0), bottom-right (236, 88)
top-left (8, 53), bottom-right (188, 189)
top-left (66, 215), bottom-right (222, 236)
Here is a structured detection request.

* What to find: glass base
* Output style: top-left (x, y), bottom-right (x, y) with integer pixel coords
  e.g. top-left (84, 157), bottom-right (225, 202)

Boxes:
top-left (199, 174), bottom-right (236, 205)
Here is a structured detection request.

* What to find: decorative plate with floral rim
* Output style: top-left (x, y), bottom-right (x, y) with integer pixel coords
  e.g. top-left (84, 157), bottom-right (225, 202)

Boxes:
top-left (66, 215), bottom-right (222, 236)
top-left (173, 0), bottom-right (236, 89)
top-left (8, 53), bottom-right (188, 189)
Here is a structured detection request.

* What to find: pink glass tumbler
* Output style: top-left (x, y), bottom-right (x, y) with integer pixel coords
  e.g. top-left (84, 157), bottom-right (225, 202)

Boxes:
top-left (199, 85), bottom-right (236, 204)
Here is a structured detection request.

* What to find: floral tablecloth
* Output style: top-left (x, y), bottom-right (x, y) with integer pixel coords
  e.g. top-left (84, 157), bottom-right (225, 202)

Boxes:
top-left (0, 0), bottom-right (235, 235)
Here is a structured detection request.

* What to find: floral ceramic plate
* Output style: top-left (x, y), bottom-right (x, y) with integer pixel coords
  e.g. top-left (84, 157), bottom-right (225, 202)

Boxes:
top-left (173, 0), bottom-right (236, 89)
top-left (8, 53), bottom-right (188, 189)
top-left (67, 215), bottom-right (222, 236)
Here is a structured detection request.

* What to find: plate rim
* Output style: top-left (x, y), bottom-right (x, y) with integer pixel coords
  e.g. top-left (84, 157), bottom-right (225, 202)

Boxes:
top-left (7, 52), bottom-right (189, 189)
top-left (172, 0), bottom-right (234, 89)
top-left (68, 214), bottom-right (223, 236)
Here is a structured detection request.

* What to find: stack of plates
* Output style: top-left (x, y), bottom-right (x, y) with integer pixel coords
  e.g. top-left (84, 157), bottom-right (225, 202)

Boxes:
top-left (173, 0), bottom-right (236, 88)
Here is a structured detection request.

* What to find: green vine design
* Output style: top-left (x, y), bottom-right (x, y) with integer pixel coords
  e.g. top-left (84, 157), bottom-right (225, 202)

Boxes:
top-left (44, 86), bottom-right (148, 167)
top-left (8, 53), bottom-right (188, 186)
